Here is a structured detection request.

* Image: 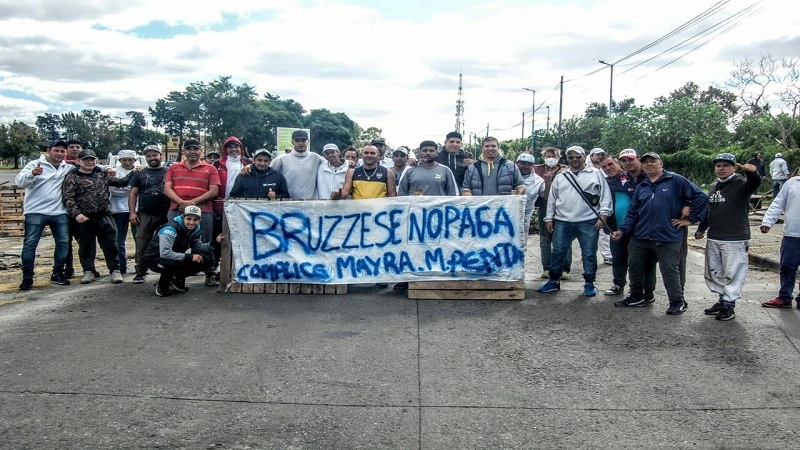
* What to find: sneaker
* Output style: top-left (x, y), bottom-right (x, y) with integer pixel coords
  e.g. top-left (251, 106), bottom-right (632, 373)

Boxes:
top-left (604, 284), bottom-right (624, 296)
top-left (80, 271), bottom-right (96, 284)
top-left (537, 279), bottom-right (560, 293)
top-left (584, 283), bottom-right (597, 297)
top-left (110, 270), bottom-right (123, 284)
top-left (614, 296), bottom-right (646, 307)
top-left (170, 276), bottom-right (188, 292)
top-left (644, 295), bottom-right (655, 304)
top-left (19, 277), bottom-right (33, 291)
top-left (64, 267), bottom-right (75, 279)
top-left (132, 273), bottom-right (146, 284)
top-left (50, 273), bottom-right (70, 285)
top-left (155, 284), bottom-right (171, 297)
top-left (393, 282), bottom-right (408, 290)
top-left (704, 302), bottom-right (725, 315)
top-left (561, 273), bottom-right (571, 281)
top-left (716, 305), bottom-right (736, 321)
top-left (540, 271), bottom-right (549, 279)
top-left (205, 274), bottom-right (219, 287)
top-left (666, 301), bottom-right (688, 315)
top-left (762, 297), bottom-right (792, 308)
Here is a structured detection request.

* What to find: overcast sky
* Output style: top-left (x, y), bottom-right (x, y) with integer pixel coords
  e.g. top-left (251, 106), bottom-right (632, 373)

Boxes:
top-left (0, 0), bottom-right (797, 149)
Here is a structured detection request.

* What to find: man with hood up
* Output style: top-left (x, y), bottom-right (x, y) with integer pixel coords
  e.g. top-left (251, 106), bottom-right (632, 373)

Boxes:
top-left (143, 205), bottom-right (216, 297)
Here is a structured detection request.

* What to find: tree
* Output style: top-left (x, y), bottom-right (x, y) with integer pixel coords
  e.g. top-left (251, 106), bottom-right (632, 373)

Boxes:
top-left (303, 109), bottom-right (357, 154)
top-left (0, 121), bottom-right (42, 168)
top-left (35, 113), bottom-right (62, 142)
top-left (726, 54), bottom-right (800, 148)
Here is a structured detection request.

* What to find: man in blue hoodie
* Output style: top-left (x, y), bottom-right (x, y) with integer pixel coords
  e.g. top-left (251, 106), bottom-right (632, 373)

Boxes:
top-left (143, 205), bottom-right (216, 297)
top-left (229, 149), bottom-right (289, 199)
top-left (611, 153), bottom-right (708, 315)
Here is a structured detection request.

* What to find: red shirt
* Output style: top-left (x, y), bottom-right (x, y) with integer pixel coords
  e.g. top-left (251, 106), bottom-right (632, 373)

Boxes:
top-left (165, 161), bottom-right (221, 213)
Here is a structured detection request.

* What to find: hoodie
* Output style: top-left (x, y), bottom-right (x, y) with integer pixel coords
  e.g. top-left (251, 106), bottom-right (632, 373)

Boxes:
top-left (214, 136), bottom-right (251, 212)
top-left (144, 214), bottom-right (213, 263)
top-left (435, 148), bottom-right (472, 187)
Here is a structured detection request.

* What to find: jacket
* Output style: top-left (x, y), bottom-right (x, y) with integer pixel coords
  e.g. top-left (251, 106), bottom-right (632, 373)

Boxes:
top-left (214, 137), bottom-right (252, 212)
top-left (15, 155), bottom-right (75, 216)
top-left (762, 176), bottom-right (800, 237)
top-left (619, 170), bottom-right (709, 242)
top-left (460, 157), bottom-right (523, 196)
top-left (62, 167), bottom-right (133, 218)
top-left (143, 215), bottom-right (213, 263)
top-left (605, 171), bottom-right (646, 229)
top-left (229, 166), bottom-right (289, 199)
top-left (545, 164), bottom-right (612, 223)
top-left (435, 148), bottom-right (472, 187)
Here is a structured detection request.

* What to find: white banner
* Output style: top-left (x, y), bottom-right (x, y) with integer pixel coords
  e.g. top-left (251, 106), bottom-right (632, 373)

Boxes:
top-left (225, 196), bottom-right (527, 284)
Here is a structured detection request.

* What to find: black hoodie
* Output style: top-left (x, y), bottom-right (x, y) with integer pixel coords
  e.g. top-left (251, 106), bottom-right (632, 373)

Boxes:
top-left (228, 166), bottom-right (289, 199)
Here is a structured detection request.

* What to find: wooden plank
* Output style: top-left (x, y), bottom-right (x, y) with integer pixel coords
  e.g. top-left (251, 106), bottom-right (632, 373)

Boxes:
top-left (253, 283), bottom-right (265, 294)
top-left (409, 280), bottom-right (525, 290)
top-left (264, 283), bottom-right (277, 294)
top-left (408, 289), bottom-right (524, 300)
top-left (230, 282), bottom-right (242, 293)
top-left (276, 283), bottom-right (289, 294)
top-left (300, 284), bottom-right (312, 294)
top-left (312, 284), bottom-right (325, 294)
top-left (324, 284), bottom-right (336, 294)
top-left (241, 283), bottom-right (254, 293)
top-left (335, 284), bottom-right (348, 295)
top-left (218, 211), bottom-right (232, 293)
top-left (289, 284), bottom-right (301, 294)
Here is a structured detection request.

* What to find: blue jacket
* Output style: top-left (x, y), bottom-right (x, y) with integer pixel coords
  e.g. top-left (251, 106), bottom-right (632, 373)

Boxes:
top-left (619, 170), bottom-right (708, 242)
top-left (605, 171), bottom-right (646, 229)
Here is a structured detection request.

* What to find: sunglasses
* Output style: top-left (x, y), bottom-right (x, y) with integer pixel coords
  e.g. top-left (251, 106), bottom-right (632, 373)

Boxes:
top-left (567, 155), bottom-right (583, 160)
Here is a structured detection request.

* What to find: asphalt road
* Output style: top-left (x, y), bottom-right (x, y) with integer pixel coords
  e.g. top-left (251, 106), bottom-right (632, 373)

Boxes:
top-left (1, 245), bottom-right (798, 448)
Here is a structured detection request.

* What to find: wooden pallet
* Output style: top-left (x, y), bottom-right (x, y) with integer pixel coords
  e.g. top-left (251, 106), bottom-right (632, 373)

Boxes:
top-left (218, 198), bottom-right (347, 295)
top-left (408, 280), bottom-right (525, 300)
top-left (0, 189), bottom-right (24, 236)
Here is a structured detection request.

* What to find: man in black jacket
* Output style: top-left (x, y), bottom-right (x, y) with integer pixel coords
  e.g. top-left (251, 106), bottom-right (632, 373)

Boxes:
top-left (229, 149), bottom-right (289, 199)
top-left (143, 205), bottom-right (216, 297)
top-left (695, 153), bottom-right (760, 321)
top-left (434, 131), bottom-right (474, 187)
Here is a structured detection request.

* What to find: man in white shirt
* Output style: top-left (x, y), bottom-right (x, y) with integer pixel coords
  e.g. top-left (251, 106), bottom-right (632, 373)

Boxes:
top-left (761, 174), bottom-right (800, 308)
top-left (769, 153), bottom-right (790, 198)
top-left (316, 143), bottom-right (350, 199)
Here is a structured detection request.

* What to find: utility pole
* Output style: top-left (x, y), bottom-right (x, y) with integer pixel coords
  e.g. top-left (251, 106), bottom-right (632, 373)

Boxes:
top-left (557, 75), bottom-right (564, 147)
top-left (455, 72), bottom-right (465, 134)
top-left (485, 123), bottom-right (489, 138)
top-left (546, 106), bottom-right (550, 131)
top-left (522, 88), bottom-right (535, 151)
top-left (597, 60), bottom-right (614, 117)
top-left (521, 112), bottom-right (525, 145)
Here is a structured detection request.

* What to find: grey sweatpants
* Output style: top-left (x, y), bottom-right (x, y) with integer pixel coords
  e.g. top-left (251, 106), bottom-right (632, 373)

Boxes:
top-left (704, 239), bottom-right (749, 305)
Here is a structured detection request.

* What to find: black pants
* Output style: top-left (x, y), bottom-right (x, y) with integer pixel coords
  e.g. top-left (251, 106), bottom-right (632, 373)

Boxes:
top-left (628, 238), bottom-right (683, 303)
top-left (147, 256), bottom-right (214, 287)
top-left (71, 214), bottom-right (120, 273)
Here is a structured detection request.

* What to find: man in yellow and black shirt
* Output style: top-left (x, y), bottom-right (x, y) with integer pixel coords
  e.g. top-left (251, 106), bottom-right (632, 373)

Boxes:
top-left (336, 145), bottom-right (397, 199)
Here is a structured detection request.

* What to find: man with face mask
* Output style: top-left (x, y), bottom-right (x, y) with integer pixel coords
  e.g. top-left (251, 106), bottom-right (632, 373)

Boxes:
top-left (129, 145), bottom-right (170, 283)
top-left (109, 150), bottom-right (139, 275)
top-left (515, 153), bottom-right (545, 243)
top-left (534, 147), bottom-right (572, 280)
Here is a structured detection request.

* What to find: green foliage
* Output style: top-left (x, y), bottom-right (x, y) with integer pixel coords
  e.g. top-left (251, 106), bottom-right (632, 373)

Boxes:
top-left (0, 121), bottom-right (42, 168)
top-left (303, 109), bottom-right (356, 154)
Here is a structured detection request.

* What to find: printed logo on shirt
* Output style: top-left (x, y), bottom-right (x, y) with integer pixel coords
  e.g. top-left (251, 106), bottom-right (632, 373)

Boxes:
top-left (709, 190), bottom-right (725, 203)
top-left (434, 174), bottom-right (442, 179)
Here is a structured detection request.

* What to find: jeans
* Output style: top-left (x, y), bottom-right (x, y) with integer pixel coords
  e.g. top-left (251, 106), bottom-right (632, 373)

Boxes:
top-left (610, 232), bottom-right (631, 288)
top-left (778, 236), bottom-right (800, 301)
top-left (629, 238), bottom-right (683, 303)
top-left (134, 212), bottom-right (168, 275)
top-left (112, 212), bottom-right (136, 274)
top-left (147, 256), bottom-right (214, 290)
top-left (21, 213), bottom-right (70, 278)
top-left (548, 219), bottom-right (599, 283)
top-left (774, 179), bottom-right (787, 199)
top-left (538, 205), bottom-right (572, 273)
top-left (71, 214), bottom-right (120, 273)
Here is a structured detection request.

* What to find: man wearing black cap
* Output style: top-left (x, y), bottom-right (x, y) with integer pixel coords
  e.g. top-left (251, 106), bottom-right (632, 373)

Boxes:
top-left (612, 152), bottom-right (708, 315)
top-left (62, 149), bottom-right (134, 285)
top-left (164, 139), bottom-right (221, 286)
top-left (695, 154), bottom-right (760, 321)
top-left (270, 130), bottom-right (326, 199)
top-left (204, 151), bottom-right (220, 165)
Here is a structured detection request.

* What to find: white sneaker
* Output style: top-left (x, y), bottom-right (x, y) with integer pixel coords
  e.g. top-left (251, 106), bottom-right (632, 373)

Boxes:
top-left (80, 271), bottom-right (96, 284)
top-left (110, 270), bottom-right (123, 284)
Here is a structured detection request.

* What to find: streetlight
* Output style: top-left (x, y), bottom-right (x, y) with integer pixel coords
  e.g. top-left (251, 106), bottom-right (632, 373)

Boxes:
top-left (596, 59), bottom-right (614, 117)
top-left (522, 88), bottom-right (535, 151)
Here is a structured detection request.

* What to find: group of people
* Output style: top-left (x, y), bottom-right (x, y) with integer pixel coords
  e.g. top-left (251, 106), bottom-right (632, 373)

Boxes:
top-left (15, 132), bottom-right (798, 316)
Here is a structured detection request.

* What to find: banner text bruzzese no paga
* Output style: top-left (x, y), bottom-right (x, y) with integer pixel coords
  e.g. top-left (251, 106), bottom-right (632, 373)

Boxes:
top-left (225, 196), bottom-right (526, 284)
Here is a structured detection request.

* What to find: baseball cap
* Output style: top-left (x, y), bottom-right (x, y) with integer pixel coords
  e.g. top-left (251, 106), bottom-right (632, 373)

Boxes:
top-left (78, 149), bottom-right (97, 160)
top-left (565, 145), bottom-right (586, 156)
top-left (393, 147), bottom-right (409, 156)
top-left (713, 153), bottom-right (737, 165)
top-left (205, 151), bottom-right (220, 158)
top-left (640, 152), bottom-right (661, 161)
top-left (322, 143), bottom-right (339, 153)
top-left (183, 139), bottom-right (202, 149)
top-left (183, 205), bottom-right (202, 218)
top-left (252, 148), bottom-right (271, 158)
top-left (50, 139), bottom-right (68, 148)
top-left (117, 149), bottom-right (137, 160)
top-left (291, 130), bottom-right (308, 140)
top-left (618, 149), bottom-right (638, 160)
top-left (589, 147), bottom-right (606, 156)
top-left (516, 153), bottom-right (536, 164)
top-left (143, 144), bottom-right (162, 154)
top-left (370, 138), bottom-right (386, 146)
top-left (776, 153), bottom-right (783, 158)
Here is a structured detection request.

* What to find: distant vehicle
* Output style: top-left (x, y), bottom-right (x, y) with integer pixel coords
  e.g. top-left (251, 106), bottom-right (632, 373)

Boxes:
top-left (107, 150), bottom-right (147, 168)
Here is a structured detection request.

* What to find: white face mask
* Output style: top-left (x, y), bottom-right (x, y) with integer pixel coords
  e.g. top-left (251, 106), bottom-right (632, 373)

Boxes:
top-left (544, 158), bottom-right (559, 167)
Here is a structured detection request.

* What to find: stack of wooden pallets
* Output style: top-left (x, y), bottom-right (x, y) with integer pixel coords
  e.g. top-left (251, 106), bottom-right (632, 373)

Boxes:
top-left (0, 187), bottom-right (24, 237)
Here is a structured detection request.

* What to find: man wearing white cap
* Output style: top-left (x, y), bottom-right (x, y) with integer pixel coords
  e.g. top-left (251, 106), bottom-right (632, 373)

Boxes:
top-left (316, 143), bottom-right (350, 199)
top-left (515, 153), bottom-right (545, 241)
top-left (110, 150), bottom-right (139, 275)
top-left (770, 153), bottom-right (790, 199)
top-left (588, 148), bottom-right (606, 169)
